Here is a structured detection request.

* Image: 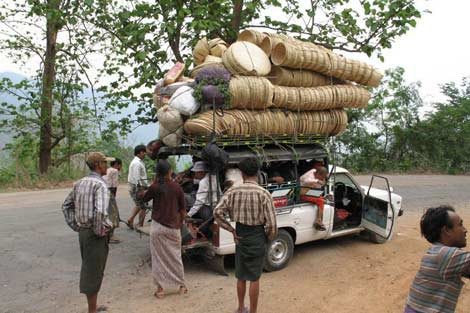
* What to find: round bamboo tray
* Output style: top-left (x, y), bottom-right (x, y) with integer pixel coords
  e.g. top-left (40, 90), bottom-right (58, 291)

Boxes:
top-left (229, 76), bottom-right (274, 109)
top-left (271, 42), bottom-right (382, 87)
top-left (184, 109), bottom-right (348, 137)
top-left (222, 41), bottom-right (271, 76)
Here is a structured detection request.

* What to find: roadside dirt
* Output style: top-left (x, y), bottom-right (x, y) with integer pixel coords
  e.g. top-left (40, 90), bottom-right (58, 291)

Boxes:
top-left (1, 175), bottom-right (470, 313)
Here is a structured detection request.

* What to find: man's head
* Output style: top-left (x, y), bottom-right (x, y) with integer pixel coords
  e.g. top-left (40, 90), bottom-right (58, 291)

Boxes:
top-left (420, 205), bottom-right (467, 248)
top-left (110, 158), bottom-right (122, 170)
top-left (146, 140), bottom-right (162, 160)
top-left (312, 158), bottom-right (325, 170)
top-left (314, 166), bottom-right (328, 181)
top-left (134, 144), bottom-right (147, 159)
top-left (191, 161), bottom-right (208, 180)
top-left (86, 152), bottom-right (114, 176)
top-left (238, 157), bottom-right (259, 180)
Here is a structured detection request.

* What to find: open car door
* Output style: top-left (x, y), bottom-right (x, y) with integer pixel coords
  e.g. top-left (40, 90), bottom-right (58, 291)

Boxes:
top-left (361, 175), bottom-right (395, 240)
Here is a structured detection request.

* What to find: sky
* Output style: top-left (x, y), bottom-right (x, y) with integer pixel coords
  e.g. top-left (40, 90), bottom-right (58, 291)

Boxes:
top-left (1, 0), bottom-right (469, 144)
top-left (365, 0), bottom-right (470, 104)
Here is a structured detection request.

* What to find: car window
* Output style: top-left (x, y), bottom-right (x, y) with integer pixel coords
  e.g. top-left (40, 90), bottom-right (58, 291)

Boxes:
top-left (332, 173), bottom-right (359, 191)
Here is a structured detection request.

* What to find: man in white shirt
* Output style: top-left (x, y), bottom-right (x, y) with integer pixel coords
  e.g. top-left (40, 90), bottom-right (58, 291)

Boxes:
top-left (126, 145), bottom-right (149, 228)
top-left (187, 161), bottom-right (221, 235)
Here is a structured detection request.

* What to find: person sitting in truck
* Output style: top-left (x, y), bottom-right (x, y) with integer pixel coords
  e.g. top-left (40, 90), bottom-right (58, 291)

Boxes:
top-left (267, 162), bottom-right (296, 185)
top-left (300, 166), bottom-right (328, 231)
top-left (187, 161), bottom-right (221, 236)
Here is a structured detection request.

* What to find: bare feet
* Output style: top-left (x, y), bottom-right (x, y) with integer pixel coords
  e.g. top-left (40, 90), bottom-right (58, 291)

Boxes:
top-left (314, 221), bottom-right (326, 231)
top-left (154, 287), bottom-right (164, 299)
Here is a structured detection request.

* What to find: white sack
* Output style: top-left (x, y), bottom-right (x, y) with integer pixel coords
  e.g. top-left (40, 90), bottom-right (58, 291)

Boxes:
top-left (157, 105), bottom-right (183, 132)
top-left (159, 125), bottom-right (183, 148)
top-left (169, 86), bottom-right (200, 116)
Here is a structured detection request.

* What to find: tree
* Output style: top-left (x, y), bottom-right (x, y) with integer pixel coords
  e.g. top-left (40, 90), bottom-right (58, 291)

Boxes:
top-left (0, 0), bottom-right (108, 174)
top-left (335, 67), bottom-right (423, 172)
top-left (85, 0), bottom-right (423, 132)
top-left (411, 79), bottom-right (470, 173)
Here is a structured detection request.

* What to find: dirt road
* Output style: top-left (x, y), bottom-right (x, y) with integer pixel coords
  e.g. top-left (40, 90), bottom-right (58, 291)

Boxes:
top-left (1, 175), bottom-right (469, 313)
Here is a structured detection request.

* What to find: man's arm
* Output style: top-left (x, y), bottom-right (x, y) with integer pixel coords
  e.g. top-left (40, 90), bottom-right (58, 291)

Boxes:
top-left (187, 178), bottom-right (208, 217)
top-left (263, 194), bottom-right (278, 241)
top-left (177, 187), bottom-right (187, 224)
top-left (439, 248), bottom-right (470, 279)
top-left (213, 194), bottom-right (235, 233)
top-left (62, 190), bottom-right (80, 232)
top-left (139, 163), bottom-right (149, 187)
top-left (93, 183), bottom-right (111, 236)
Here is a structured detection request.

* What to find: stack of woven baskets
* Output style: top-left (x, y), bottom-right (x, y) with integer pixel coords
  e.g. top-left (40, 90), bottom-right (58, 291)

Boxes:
top-left (181, 29), bottom-right (383, 139)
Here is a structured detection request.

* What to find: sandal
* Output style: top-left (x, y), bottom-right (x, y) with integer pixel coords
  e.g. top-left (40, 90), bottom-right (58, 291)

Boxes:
top-left (234, 307), bottom-right (248, 313)
top-left (97, 305), bottom-right (108, 312)
top-left (154, 288), bottom-right (164, 299)
top-left (179, 285), bottom-right (188, 295)
top-left (314, 222), bottom-right (326, 231)
top-left (125, 220), bottom-right (134, 230)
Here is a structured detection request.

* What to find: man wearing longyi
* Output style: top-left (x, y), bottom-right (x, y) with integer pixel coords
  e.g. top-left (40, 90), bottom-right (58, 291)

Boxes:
top-left (214, 157), bottom-right (277, 313)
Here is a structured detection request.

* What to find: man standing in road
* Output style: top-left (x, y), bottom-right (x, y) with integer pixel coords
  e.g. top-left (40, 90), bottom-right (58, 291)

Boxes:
top-left (62, 152), bottom-right (113, 313)
top-left (214, 157), bottom-right (277, 313)
top-left (104, 158), bottom-right (122, 243)
top-left (126, 145), bottom-right (149, 229)
top-left (405, 205), bottom-right (470, 313)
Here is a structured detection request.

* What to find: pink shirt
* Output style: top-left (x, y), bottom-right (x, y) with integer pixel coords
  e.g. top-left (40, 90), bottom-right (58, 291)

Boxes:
top-left (104, 167), bottom-right (119, 188)
top-left (300, 168), bottom-right (321, 188)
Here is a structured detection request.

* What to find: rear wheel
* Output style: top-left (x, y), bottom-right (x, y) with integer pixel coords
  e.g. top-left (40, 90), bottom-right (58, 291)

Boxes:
top-left (264, 229), bottom-right (294, 272)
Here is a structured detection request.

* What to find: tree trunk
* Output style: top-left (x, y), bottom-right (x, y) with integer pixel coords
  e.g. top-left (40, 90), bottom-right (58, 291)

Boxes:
top-left (229, 0), bottom-right (244, 43)
top-left (39, 0), bottom-right (62, 174)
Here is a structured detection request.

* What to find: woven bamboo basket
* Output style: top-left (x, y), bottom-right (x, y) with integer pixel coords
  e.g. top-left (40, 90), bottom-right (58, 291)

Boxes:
top-left (193, 37), bottom-right (210, 66)
top-left (190, 55), bottom-right (224, 78)
top-left (272, 85), bottom-right (370, 111)
top-left (268, 66), bottom-right (342, 87)
top-left (271, 42), bottom-right (382, 87)
top-left (222, 41), bottom-right (271, 76)
top-left (229, 76), bottom-right (274, 109)
top-left (237, 29), bottom-right (268, 46)
top-left (208, 38), bottom-right (228, 57)
top-left (183, 109), bottom-right (348, 137)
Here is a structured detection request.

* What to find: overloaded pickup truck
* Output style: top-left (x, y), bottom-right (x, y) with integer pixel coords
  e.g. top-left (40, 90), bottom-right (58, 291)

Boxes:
top-left (136, 142), bottom-right (403, 274)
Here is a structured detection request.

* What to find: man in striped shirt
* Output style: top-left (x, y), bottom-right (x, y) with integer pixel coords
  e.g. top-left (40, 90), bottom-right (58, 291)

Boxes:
top-left (62, 152), bottom-right (113, 313)
top-left (405, 205), bottom-right (470, 313)
top-left (214, 157), bottom-right (277, 313)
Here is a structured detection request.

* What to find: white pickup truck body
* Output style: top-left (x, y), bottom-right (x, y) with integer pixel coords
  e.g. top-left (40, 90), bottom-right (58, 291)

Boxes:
top-left (212, 166), bottom-right (403, 271)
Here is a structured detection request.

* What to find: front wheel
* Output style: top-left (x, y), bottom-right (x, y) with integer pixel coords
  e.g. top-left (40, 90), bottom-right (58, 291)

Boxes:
top-left (264, 229), bottom-right (294, 272)
top-left (365, 230), bottom-right (391, 244)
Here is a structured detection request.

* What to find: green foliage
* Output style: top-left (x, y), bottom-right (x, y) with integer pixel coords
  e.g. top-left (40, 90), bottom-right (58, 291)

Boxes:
top-left (192, 78), bottom-right (231, 108)
top-left (0, 73), bottom-right (101, 170)
top-left (336, 70), bottom-right (470, 174)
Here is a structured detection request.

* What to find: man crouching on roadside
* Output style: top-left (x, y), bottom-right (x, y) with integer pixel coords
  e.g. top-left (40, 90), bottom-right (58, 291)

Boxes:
top-left (214, 157), bottom-right (277, 313)
top-left (405, 205), bottom-right (470, 313)
top-left (62, 152), bottom-right (113, 313)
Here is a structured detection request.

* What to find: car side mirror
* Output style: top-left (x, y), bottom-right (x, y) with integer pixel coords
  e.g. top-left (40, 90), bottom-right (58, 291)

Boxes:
top-left (389, 187), bottom-right (394, 193)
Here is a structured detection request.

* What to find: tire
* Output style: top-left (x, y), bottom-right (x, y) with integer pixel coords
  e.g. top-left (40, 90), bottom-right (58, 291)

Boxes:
top-left (264, 229), bottom-right (294, 272)
top-left (367, 230), bottom-right (390, 244)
